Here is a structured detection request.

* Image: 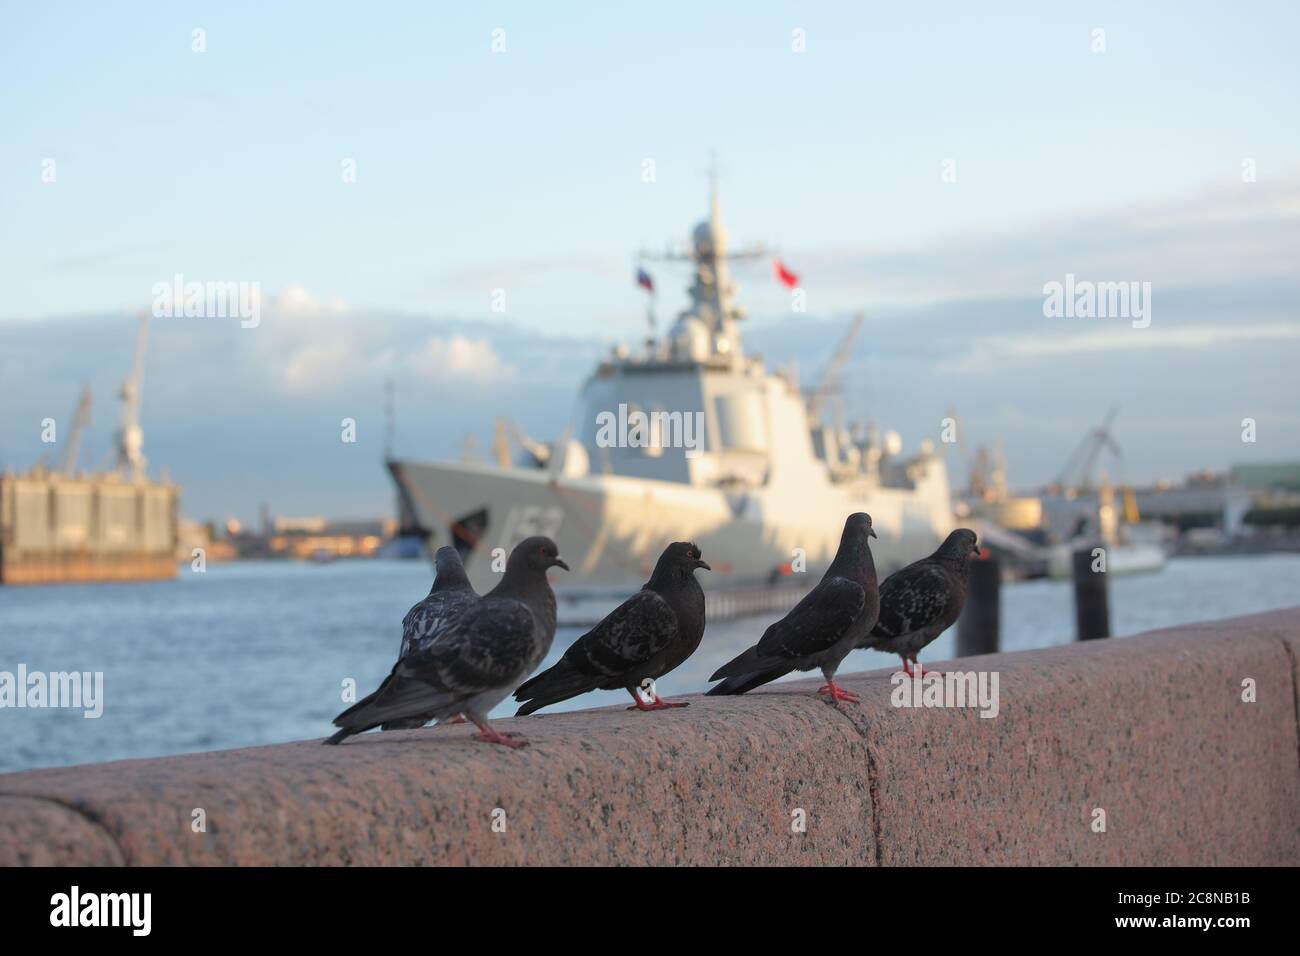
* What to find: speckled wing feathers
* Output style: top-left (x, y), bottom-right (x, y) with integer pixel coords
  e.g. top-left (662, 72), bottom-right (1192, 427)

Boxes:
top-left (403, 599), bottom-right (538, 694)
top-left (871, 562), bottom-right (957, 641)
top-left (755, 576), bottom-right (867, 662)
top-left (565, 589), bottom-right (679, 679)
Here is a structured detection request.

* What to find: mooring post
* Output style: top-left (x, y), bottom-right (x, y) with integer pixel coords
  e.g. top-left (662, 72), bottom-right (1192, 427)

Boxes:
top-left (957, 550), bottom-right (1001, 656)
top-left (1072, 544), bottom-right (1111, 640)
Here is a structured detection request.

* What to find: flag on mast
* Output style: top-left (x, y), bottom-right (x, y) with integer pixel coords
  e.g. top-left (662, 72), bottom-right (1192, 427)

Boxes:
top-left (636, 267), bottom-right (655, 294)
top-left (773, 259), bottom-right (799, 289)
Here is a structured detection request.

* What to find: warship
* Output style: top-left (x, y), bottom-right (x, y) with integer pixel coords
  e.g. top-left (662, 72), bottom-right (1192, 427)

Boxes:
top-left (388, 186), bottom-right (955, 592)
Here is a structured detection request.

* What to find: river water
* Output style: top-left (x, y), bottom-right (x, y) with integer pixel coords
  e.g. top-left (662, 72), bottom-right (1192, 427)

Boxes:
top-left (2, 553), bottom-right (1296, 773)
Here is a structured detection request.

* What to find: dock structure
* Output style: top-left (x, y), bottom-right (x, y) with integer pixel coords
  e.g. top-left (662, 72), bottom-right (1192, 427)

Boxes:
top-left (0, 470), bottom-right (179, 585)
top-left (1, 314), bottom-right (181, 586)
top-left (1, 608), bottom-right (1297, 866)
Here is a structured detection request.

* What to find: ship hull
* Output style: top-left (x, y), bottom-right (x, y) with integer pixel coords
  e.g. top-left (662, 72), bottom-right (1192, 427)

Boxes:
top-left (390, 457), bottom-right (953, 592)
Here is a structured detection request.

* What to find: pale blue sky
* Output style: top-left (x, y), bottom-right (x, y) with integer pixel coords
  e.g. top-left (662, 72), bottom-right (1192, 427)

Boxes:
top-left (2, 2), bottom-right (1298, 520)
top-left (4, 1), bottom-right (1298, 328)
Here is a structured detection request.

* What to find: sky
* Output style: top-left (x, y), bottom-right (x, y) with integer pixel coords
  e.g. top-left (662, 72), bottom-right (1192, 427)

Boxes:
top-left (1, 1), bottom-right (1298, 522)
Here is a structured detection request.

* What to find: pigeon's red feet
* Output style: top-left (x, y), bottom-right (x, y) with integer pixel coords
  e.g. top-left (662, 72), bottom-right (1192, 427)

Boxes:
top-left (470, 719), bottom-right (528, 748)
top-left (816, 682), bottom-right (860, 703)
top-left (651, 693), bottom-right (690, 708)
top-left (900, 660), bottom-right (936, 678)
top-left (626, 690), bottom-right (657, 711)
top-left (626, 691), bottom-right (689, 711)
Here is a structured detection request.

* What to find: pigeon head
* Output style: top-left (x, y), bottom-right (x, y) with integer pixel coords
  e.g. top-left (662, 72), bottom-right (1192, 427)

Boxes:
top-left (510, 536), bottom-right (569, 575)
top-left (936, 528), bottom-right (980, 561)
top-left (652, 541), bottom-right (711, 581)
top-left (432, 546), bottom-right (470, 587)
top-left (844, 512), bottom-right (878, 540)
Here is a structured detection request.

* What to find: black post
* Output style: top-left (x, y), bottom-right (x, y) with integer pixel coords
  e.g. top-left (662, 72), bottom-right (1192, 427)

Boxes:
top-left (957, 553), bottom-right (1000, 656)
top-left (1072, 544), bottom-right (1110, 640)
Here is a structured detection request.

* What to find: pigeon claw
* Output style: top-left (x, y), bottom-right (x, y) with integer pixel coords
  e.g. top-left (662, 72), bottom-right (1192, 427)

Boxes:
top-left (816, 682), bottom-right (860, 703)
top-left (626, 692), bottom-right (690, 711)
top-left (652, 696), bottom-right (690, 709)
top-left (469, 718), bottom-right (528, 748)
top-left (900, 659), bottom-right (936, 678)
top-left (475, 728), bottom-right (529, 748)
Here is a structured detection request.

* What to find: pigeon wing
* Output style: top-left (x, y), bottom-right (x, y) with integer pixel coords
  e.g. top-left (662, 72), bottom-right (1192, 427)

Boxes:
top-left (755, 576), bottom-right (866, 661)
top-left (565, 589), bottom-right (679, 678)
top-left (872, 562), bottom-right (954, 639)
top-left (403, 598), bottom-right (537, 693)
top-left (399, 588), bottom-right (476, 658)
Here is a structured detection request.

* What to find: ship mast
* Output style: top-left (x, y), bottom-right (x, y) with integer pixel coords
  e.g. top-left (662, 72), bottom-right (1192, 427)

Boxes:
top-left (642, 155), bottom-right (765, 361)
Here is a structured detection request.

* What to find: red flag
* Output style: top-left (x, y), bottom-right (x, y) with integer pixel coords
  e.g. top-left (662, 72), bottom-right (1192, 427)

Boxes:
top-left (773, 258), bottom-right (799, 289)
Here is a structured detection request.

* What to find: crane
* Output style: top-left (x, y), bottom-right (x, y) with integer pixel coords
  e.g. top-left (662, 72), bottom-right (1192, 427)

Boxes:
top-left (804, 311), bottom-right (864, 434)
top-left (1054, 406), bottom-right (1122, 494)
top-left (60, 386), bottom-right (93, 474)
top-left (114, 314), bottom-right (149, 481)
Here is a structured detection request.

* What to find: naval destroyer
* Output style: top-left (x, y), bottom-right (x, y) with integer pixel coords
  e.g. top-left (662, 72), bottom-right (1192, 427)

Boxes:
top-left (388, 188), bottom-right (955, 591)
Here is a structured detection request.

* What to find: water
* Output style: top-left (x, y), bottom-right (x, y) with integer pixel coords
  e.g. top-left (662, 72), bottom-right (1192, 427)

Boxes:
top-left (2, 554), bottom-right (1296, 773)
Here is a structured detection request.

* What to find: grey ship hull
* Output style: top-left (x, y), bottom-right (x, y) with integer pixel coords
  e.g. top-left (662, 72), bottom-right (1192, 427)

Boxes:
top-left (390, 457), bottom-right (952, 592)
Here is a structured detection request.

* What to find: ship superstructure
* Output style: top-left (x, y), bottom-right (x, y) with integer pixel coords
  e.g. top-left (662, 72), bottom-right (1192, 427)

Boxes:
top-left (389, 187), bottom-right (955, 590)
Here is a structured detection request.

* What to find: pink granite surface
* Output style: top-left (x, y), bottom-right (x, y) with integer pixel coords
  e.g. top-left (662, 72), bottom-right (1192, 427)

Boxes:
top-left (2, 608), bottom-right (1297, 866)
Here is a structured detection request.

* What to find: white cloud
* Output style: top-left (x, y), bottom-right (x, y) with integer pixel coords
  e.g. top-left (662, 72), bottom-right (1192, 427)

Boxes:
top-left (799, 170), bottom-right (1300, 305)
top-left (281, 341), bottom-right (353, 391)
top-left (942, 322), bottom-right (1300, 373)
top-left (405, 335), bottom-right (516, 385)
top-left (247, 283), bottom-right (348, 318)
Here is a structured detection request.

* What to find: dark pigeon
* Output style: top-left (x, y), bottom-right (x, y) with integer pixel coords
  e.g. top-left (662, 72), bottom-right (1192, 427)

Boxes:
top-left (707, 513), bottom-right (879, 701)
top-left (857, 528), bottom-right (980, 676)
top-left (381, 546), bottom-right (479, 731)
top-left (324, 536), bottom-right (567, 748)
top-left (514, 541), bottom-right (710, 716)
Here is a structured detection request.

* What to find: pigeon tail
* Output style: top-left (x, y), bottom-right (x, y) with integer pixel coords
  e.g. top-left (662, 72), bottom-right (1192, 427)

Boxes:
top-left (514, 659), bottom-right (600, 716)
top-left (708, 644), bottom-right (789, 682)
top-left (705, 665), bottom-right (792, 696)
top-left (323, 727), bottom-right (352, 746)
top-left (330, 674), bottom-right (459, 738)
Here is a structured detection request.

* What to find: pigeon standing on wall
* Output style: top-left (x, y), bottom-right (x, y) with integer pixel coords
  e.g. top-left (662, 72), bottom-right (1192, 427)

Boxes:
top-left (381, 545), bottom-right (479, 731)
top-left (325, 536), bottom-right (567, 748)
top-left (513, 541), bottom-right (710, 716)
top-left (857, 528), bottom-right (980, 676)
top-left (706, 512), bottom-right (879, 701)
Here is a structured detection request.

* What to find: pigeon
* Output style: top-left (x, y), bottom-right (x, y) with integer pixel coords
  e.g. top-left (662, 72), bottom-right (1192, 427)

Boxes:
top-left (857, 528), bottom-right (979, 676)
top-left (513, 541), bottom-right (710, 716)
top-left (707, 512), bottom-right (879, 701)
top-left (381, 545), bottom-right (479, 731)
top-left (324, 536), bottom-right (567, 748)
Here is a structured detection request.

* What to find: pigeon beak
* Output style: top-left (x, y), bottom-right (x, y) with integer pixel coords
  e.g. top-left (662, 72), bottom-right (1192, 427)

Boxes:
top-left (868, 527), bottom-right (878, 539)
top-left (552, 557), bottom-right (570, 571)
top-left (695, 559), bottom-right (712, 571)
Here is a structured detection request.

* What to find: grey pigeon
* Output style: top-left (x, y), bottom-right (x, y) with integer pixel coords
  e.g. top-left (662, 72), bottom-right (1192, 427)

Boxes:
top-left (325, 536), bottom-right (567, 748)
top-left (706, 513), bottom-right (879, 701)
top-left (381, 545), bottom-right (479, 731)
top-left (858, 528), bottom-right (979, 676)
top-left (514, 541), bottom-right (710, 715)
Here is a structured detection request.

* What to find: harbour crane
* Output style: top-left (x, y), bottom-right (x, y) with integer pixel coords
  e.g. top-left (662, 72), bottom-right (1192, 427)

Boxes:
top-left (114, 314), bottom-right (149, 481)
top-left (1054, 406), bottom-right (1122, 494)
top-left (804, 311), bottom-right (864, 434)
top-left (59, 386), bottom-right (93, 475)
